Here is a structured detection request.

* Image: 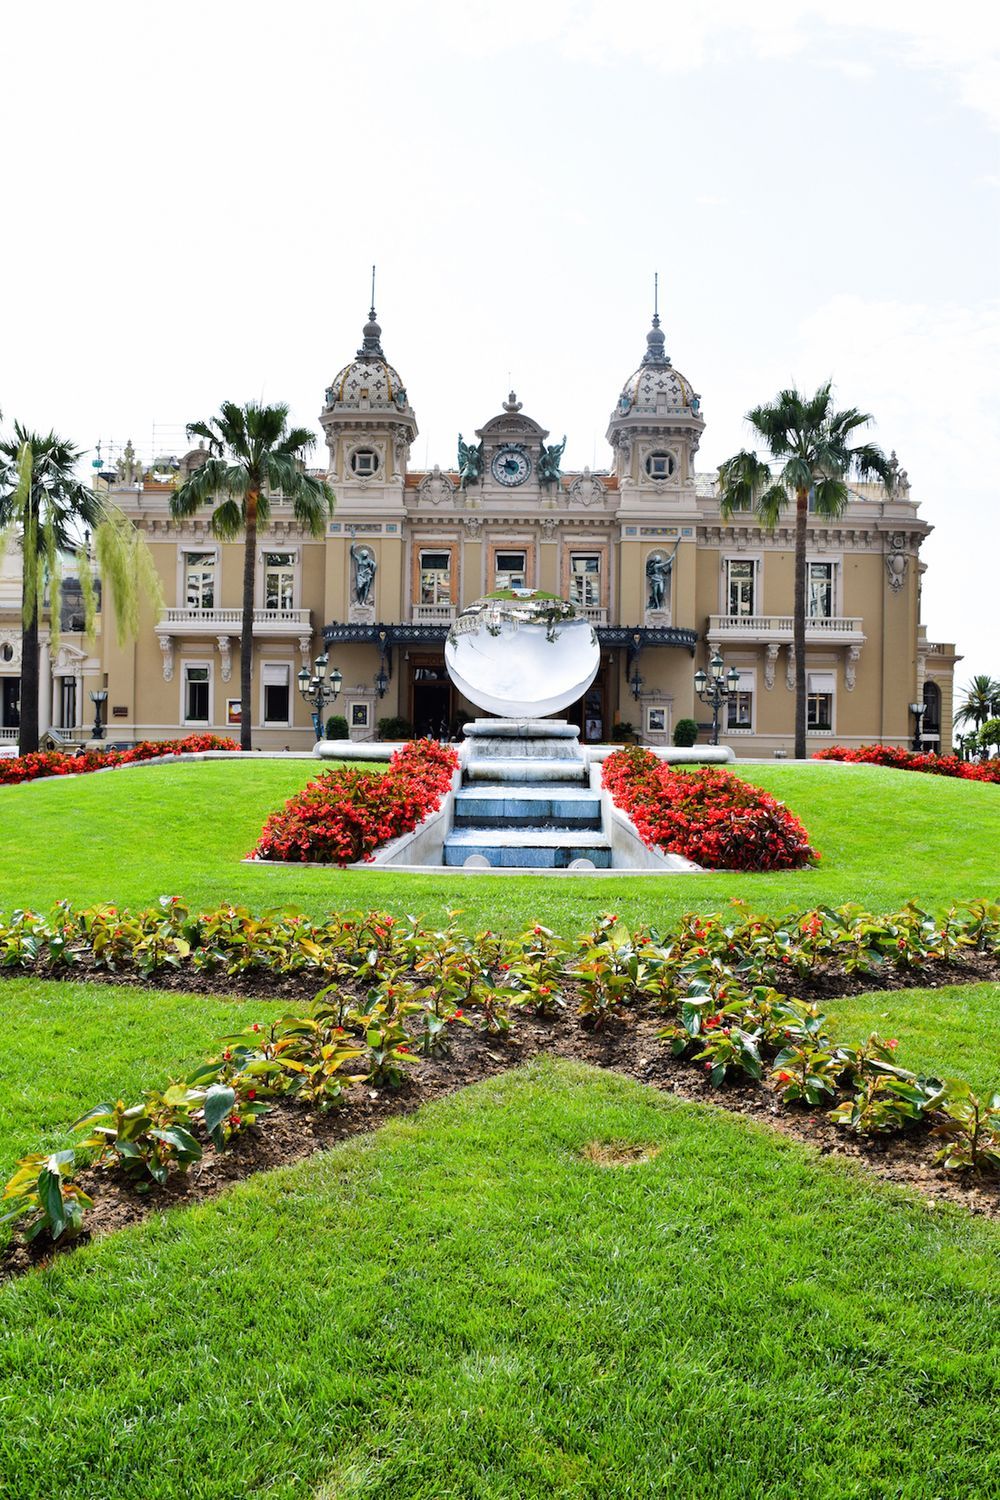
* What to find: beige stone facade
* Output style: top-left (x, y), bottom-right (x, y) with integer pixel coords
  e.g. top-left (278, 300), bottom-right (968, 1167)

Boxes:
top-left (0, 307), bottom-right (959, 755)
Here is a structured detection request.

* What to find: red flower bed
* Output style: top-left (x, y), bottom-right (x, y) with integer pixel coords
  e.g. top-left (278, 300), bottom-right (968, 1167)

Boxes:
top-left (251, 739), bottom-right (460, 865)
top-left (0, 734), bottom-right (239, 787)
top-left (813, 744), bottom-right (1000, 784)
top-left (602, 747), bottom-right (817, 871)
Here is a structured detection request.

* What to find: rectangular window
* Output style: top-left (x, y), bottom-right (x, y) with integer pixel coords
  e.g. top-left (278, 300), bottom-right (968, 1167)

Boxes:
top-left (726, 670), bottom-right (755, 730)
top-left (184, 665), bottom-right (210, 723)
top-left (419, 550), bottom-right (451, 604)
top-left (806, 670), bottom-right (835, 732)
top-left (726, 559), bottom-right (755, 616)
top-left (808, 562), bottom-right (835, 619)
top-left (184, 552), bottom-right (215, 611)
top-left (262, 663), bottom-right (290, 725)
top-left (264, 553), bottom-right (295, 611)
top-left (494, 551), bottom-right (526, 591)
top-left (569, 553), bottom-right (601, 608)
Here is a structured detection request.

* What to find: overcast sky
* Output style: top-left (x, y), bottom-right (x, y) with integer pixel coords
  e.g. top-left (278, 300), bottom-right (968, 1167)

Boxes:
top-left (3, 1), bottom-right (997, 685)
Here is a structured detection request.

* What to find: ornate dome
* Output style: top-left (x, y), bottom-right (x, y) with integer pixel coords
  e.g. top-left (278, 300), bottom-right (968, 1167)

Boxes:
top-left (616, 313), bottom-right (701, 418)
top-left (323, 306), bottom-right (409, 413)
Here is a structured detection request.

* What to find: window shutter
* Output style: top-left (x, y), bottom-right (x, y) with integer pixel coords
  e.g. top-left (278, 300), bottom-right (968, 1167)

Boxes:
top-left (807, 671), bottom-right (836, 693)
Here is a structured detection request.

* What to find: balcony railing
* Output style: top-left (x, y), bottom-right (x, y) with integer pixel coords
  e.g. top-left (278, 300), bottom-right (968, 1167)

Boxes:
top-left (411, 603), bottom-right (456, 624)
top-left (579, 605), bottom-right (607, 625)
top-left (157, 607), bottom-right (311, 634)
top-left (708, 613), bottom-right (864, 642)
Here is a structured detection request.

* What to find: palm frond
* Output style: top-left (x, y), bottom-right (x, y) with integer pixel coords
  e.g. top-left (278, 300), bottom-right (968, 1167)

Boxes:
top-left (210, 498), bottom-right (245, 540)
top-left (717, 451), bottom-right (774, 518)
top-left (754, 484), bottom-right (792, 531)
top-left (811, 476), bottom-right (849, 518)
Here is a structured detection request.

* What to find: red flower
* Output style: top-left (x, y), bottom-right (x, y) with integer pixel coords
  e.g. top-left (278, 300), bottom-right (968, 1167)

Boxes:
top-left (777, 1070), bottom-right (792, 1083)
top-left (246, 1089), bottom-right (257, 1100)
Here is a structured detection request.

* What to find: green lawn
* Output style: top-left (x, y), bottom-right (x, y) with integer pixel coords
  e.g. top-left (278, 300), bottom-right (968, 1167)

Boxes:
top-left (0, 979), bottom-right (288, 1182)
top-left (1, 1060), bottom-right (997, 1500)
top-left (827, 981), bottom-right (1000, 1099)
top-left (0, 759), bottom-right (997, 931)
top-left (3, 759), bottom-right (999, 1499)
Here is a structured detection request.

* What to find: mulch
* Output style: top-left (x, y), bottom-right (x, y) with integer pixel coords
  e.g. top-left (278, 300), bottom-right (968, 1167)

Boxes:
top-left (4, 953), bottom-right (999, 1285)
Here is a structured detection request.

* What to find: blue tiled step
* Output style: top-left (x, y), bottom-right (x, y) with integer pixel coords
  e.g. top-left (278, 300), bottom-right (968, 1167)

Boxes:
top-left (454, 785), bottom-right (601, 829)
top-left (443, 828), bottom-right (612, 869)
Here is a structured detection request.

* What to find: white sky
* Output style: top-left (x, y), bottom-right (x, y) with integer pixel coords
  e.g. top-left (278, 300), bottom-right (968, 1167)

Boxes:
top-left (3, 1), bottom-right (998, 682)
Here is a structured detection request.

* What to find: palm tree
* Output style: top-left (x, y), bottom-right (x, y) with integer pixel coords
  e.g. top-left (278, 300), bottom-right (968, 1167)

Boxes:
top-left (717, 383), bottom-right (895, 759)
top-left (954, 674), bottom-right (1000, 732)
top-left (0, 427), bottom-right (103, 753)
top-left (170, 402), bottom-right (335, 751)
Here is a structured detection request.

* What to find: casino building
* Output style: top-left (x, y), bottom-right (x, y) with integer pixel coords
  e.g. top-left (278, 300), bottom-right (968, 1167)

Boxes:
top-left (0, 300), bottom-right (959, 754)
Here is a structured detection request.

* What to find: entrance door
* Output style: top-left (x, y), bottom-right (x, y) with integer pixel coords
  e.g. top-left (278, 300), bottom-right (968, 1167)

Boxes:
top-left (1, 678), bottom-right (19, 728)
top-left (59, 677), bottom-right (77, 730)
top-left (568, 664), bottom-right (608, 743)
top-left (409, 658), bottom-right (453, 739)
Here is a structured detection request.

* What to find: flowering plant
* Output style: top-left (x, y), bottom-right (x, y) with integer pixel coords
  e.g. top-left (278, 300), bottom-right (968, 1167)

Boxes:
top-left (0, 734), bottom-right (239, 788)
top-left (250, 739), bottom-right (459, 865)
top-left (602, 748), bottom-right (817, 871)
top-left (814, 743), bottom-right (1000, 784)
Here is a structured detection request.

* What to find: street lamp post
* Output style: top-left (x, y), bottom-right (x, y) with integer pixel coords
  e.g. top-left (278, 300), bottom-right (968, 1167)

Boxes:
top-left (89, 689), bottom-right (109, 741)
top-left (297, 654), bottom-right (343, 741)
top-left (909, 700), bottom-right (927, 752)
top-left (693, 650), bottom-right (740, 747)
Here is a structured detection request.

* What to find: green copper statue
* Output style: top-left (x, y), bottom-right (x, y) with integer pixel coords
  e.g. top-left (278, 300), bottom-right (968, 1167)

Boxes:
top-left (538, 435), bottom-right (566, 487)
top-left (457, 434), bottom-right (484, 489)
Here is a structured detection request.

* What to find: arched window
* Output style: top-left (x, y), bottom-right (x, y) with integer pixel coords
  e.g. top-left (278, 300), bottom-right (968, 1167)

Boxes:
top-left (923, 680), bottom-right (941, 734)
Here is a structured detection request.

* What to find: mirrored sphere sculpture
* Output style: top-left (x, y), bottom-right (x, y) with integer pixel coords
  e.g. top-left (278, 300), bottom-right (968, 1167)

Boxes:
top-left (445, 590), bottom-right (601, 718)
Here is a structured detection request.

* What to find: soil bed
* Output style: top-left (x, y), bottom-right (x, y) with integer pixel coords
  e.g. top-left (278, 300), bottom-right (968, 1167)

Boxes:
top-left (4, 990), bottom-right (997, 1286)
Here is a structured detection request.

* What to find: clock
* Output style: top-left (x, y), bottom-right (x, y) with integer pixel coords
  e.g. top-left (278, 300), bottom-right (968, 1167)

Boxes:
top-left (491, 444), bottom-right (531, 487)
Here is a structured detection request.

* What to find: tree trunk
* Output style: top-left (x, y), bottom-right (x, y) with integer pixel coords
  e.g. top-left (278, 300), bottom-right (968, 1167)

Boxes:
top-left (793, 486), bottom-right (808, 760)
top-left (240, 500), bottom-right (257, 752)
top-left (19, 576), bottom-right (40, 755)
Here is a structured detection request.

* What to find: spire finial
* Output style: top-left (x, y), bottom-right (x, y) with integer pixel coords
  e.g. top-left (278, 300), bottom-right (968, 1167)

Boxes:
top-left (358, 266), bottom-right (384, 358)
top-left (642, 276), bottom-right (669, 367)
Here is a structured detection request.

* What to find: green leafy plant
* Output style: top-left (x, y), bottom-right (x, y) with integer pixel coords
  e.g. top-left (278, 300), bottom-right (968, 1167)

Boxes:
top-left (325, 714), bottom-right (350, 740)
top-left (0, 1150), bottom-right (93, 1242)
top-left (930, 1082), bottom-right (1000, 1172)
top-left (672, 718), bottom-right (699, 747)
top-left (771, 1043), bottom-right (844, 1106)
top-left (73, 1089), bottom-right (204, 1188)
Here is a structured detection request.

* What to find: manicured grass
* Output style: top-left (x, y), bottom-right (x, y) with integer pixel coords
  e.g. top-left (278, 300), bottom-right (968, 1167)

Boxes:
top-left (826, 981), bottom-right (1000, 1099)
top-left (0, 759), bottom-right (998, 931)
top-left (0, 979), bottom-right (287, 1183)
top-left (0, 1060), bottom-right (997, 1500)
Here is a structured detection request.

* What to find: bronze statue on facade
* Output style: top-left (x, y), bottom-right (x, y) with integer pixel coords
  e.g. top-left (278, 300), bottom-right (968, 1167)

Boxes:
top-left (457, 435), bottom-right (484, 489)
top-left (538, 435), bottom-right (566, 487)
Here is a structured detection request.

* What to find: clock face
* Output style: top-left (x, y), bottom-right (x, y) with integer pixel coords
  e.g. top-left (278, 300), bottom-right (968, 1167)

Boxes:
top-left (491, 445), bottom-right (531, 487)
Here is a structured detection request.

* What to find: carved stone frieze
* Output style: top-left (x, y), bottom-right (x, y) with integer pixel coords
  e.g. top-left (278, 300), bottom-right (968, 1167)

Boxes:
top-left (764, 643), bottom-right (779, 690)
top-left (845, 644), bottom-right (861, 691)
top-left (415, 465), bottom-right (457, 506)
top-left (567, 468), bottom-right (608, 507)
top-left (217, 635), bottom-right (232, 683)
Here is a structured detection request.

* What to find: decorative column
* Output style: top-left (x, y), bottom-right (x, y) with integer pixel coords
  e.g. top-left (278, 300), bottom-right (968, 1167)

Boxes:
top-left (38, 641), bottom-right (51, 734)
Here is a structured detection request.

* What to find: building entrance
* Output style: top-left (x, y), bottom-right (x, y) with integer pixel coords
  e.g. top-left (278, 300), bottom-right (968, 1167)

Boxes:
top-left (567, 663), bottom-right (609, 743)
top-left (1, 678), bottom-right (19, 729)
top-left (409, 657), bottom-right (453, 739)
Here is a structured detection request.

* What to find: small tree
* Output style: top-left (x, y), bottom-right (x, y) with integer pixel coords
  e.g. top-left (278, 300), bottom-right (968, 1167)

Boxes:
top-left (718, 383), bottom-right (894, 760)
top-left (975, 718), bottom-right (1000, 759)
top-left (954, 675), bottom-right (1000, 734)
top-left (171, 402), bottom-right (335, 751)
top-left (0, 425), bottom-right (162, 753)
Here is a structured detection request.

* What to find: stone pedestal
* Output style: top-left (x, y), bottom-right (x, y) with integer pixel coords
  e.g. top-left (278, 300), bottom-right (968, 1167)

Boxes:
top-left (462, 718), bottom-right (588, 783)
